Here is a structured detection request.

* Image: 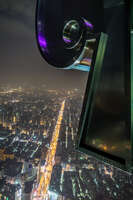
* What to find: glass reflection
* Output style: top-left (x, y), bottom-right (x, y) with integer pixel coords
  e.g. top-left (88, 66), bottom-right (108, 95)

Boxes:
top-left (84, 92), bottom-right (131, 161)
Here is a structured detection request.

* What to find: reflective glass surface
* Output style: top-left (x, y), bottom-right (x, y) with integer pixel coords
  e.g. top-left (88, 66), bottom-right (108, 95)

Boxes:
top-left (79, 0), bottom-right (131, 167)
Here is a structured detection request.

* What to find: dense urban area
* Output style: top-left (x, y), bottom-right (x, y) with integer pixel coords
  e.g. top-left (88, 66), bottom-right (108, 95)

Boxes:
top-left (0, 84), bottom-right (133, 200)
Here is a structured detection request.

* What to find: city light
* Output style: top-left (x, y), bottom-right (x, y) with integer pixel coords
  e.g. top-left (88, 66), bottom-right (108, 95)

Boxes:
top-left (37, 100), bottom-right (65, 199)
top-left (0, 84), bottom-right (132, 200)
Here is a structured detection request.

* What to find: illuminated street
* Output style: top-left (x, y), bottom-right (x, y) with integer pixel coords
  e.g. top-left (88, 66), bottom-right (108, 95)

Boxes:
top-left (36, 100), bottom-right (65, 199)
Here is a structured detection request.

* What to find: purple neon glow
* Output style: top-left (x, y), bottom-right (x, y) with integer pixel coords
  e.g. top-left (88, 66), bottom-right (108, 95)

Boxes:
top-left (63, 37), bottom-right (71, 43)
top-left (38, 35), bottom-right (47, 48)
top-left (84, 20), bottom-right (93, 29)
top-left (83, 58), bottom-right (92, 64)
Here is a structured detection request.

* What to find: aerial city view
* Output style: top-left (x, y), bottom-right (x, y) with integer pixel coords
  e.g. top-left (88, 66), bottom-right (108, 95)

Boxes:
top-left (0, 83), bottom-right (133, 200)
top-left (0, 0), bottom-right (133, 199)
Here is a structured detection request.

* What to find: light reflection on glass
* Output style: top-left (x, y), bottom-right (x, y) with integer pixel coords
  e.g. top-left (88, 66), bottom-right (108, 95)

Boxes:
top-left (63, 37), bottom-right (72, 43)
top-left (83, 18), bottom-right (94, 30)
top-left (38, 35), bottom-right (47, 49)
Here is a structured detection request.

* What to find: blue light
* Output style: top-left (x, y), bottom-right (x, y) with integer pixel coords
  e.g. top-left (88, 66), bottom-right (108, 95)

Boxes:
top-left (65, 65), bottom-right (90, 72)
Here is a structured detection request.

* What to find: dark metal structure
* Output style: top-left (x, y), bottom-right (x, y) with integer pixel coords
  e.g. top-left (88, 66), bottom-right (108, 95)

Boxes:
top-left (77, 0), bottom-right (133, 172)
top-left (35, 0), bottom-right (105, 71)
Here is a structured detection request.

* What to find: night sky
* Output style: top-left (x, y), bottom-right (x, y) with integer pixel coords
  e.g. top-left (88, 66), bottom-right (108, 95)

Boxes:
top-left (0, 0), bottom-right (88, 89)
top-left (0, 0), bottom-right (126, 92)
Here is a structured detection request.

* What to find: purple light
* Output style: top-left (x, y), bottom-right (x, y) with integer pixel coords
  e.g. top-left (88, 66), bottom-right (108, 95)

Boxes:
top-left (82, 58), bottom-right (92, 65)
top-left (38, 35), bottom-right (47, 48)
top-left (84, 20), bottom-right (93, 29)
top-left (84, 58), bottom-right (92, 62)
top-left (63, 37), bottom-right (71, 43)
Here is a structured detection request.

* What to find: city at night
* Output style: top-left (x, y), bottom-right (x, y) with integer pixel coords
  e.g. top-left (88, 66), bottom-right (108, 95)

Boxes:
top-left (0, 0), bottom-right (133, 200)
top-left (0, 83), bottom-right (133, 200)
